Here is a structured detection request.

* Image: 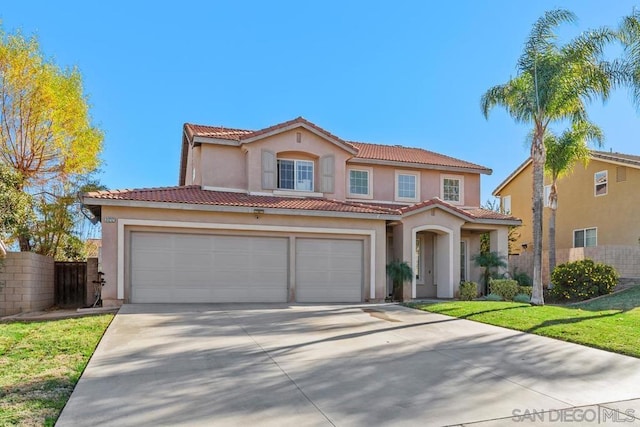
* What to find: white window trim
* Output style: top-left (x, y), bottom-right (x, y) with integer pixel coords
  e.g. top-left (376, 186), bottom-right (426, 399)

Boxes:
top-left (594, 170), bottom-right (608, 197)
top-left (573, 227), bottom-right (598, 248)
top-left (278, 158), bottom-right (315, 192)
top-left (440, 174), bottom-right (464, 205)
top-left (502, 195), bottom-right (512, 214)
top-left (395, 171), bottom-right (420, 203)
top-left (347, 167), bottom-right (373, 199)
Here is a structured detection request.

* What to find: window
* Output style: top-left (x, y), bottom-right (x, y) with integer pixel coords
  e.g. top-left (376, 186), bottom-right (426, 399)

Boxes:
top-left (348, 169), bottom-right (371, 197)
top-left (395, 171), bottom-right (419, 201)
top-left (544, 185), bottom-right (551, 208)
top-left (441, 174), bottom-right (464, 204)
top-left (574, 227), bottom-right (597, 248)
top-left (398, 174), bottom-right (416, 198)
top-left (594, 170), bottom-right (608, 196)
top-left (502, 195), bottom-right (511, 214)
top-left (460, 241), bottom-right (467, 282)
top-left (277, 159), bottom-right (314, 191)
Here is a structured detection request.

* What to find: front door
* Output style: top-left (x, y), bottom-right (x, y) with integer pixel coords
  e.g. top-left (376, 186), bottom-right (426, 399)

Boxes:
top-left (416, 233), bottom-right (436, 298)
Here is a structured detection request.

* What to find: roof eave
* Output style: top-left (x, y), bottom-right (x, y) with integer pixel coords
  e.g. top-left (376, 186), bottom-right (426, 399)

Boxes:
top-left (348, 158), bottom-right (491, 174)
top-left (492, 158), bottom-right (532, 196)
top-left (80, 197), bottom-right (399, 221)
top-left (240, 122), bottom-right (358, 155)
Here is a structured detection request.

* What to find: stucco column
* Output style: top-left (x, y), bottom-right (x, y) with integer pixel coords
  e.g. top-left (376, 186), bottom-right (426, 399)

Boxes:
top-left (489, 227), bottom-right (509, 277)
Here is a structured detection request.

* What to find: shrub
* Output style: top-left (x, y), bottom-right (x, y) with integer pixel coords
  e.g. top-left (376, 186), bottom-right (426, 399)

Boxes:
top-left (517, 285), bottom-right (532, 297)
top-left (512, 268), bottom-right (532, 286)
top-left (459, 282), bottom-right (478, 301)
top-left (489, 279), bottom-right (519, 301)
top-left (550, 259), bottom-right (619, 302)
top-left (485, 293), bottom-right (503, 301)
top-left (513, 293), bottom-right (531, 303)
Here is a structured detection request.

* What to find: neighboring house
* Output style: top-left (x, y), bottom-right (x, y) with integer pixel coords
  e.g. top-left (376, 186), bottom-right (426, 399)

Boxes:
top-left (493, 150), bottom-right (640, 281)
top-left (83, 117), bottom-right (519, 306)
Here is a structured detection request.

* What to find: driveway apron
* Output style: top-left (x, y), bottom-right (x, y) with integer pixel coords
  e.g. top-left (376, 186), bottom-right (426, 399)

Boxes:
top-left (56, 304), bottom-right (640, 426)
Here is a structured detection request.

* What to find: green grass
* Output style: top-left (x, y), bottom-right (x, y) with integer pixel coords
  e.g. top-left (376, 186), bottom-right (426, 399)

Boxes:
top-left (0, 314), bottom-right (114, 426)
top-left (408, 286), bottom-right (640, 358)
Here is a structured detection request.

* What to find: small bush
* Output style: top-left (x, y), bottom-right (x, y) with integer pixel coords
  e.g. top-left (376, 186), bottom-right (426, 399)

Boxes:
top-left (513, 293), bottom-right (531, 303)
top-left (512, 268), bottom-right (532, 286)
top-left (489, 279), bottom-right (519, 301)
top-left (459, 281), bottom-right (478, 301)
top-left (517, 285), bottom-right (532, 297)
top-left (485, 293), bottom-right (503, 301)
top-left (550, 259), bottom-right (619, 302)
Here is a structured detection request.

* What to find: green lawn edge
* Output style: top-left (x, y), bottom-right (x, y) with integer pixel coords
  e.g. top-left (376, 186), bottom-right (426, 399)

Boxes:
top-left (0, 314), bottom-right (115, 426)
top-left (406, 286), bottom-right (640, 358)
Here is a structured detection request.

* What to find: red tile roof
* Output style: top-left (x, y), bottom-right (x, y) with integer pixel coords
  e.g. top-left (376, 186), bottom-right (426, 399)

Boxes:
top-left (85, 186), bottom-right (519, 223)
top-left (350, 142), bottom-right (491, 172)
top-left (182, 118), bottom-right (490, 173)
top-left (85, 186), bottom-right (397, 215)
top-left (184, 124), bottom-right (252, 141)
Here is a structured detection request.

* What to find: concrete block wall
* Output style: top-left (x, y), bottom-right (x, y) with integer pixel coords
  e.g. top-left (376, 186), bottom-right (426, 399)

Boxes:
top-left (0, 252), bottom-right (54, 316)
top-left (509, 245), bottom-right (640, 285)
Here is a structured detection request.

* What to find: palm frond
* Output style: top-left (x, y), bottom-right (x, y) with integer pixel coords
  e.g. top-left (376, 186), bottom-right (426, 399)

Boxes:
top-left (518, 9), bottom-right (576, 72)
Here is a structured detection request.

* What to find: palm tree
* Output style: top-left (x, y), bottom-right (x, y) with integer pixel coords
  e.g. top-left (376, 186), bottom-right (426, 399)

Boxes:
top-left (544, 121), bottom-right (602, 277)
top-left (620, 10), bottom-right (640, 106)
top-left (472, 251), bottom-right (507, 295)
top-left (481, 9), bottom-right (615, 305)
top-left (386, 260), bottom-right (413, 301)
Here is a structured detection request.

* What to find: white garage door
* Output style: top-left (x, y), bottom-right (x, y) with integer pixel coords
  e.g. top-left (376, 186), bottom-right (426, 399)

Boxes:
top-left (130, 232), bottom-right (288, 303)
top-left (295, 238), bottom-right (363, 302)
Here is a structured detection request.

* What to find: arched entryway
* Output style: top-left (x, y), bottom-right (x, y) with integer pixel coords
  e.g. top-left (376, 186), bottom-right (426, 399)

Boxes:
top-left (411, 225), bottom-right (454, 299)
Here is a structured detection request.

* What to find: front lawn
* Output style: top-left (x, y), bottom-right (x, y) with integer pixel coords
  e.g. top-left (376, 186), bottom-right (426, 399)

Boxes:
top-left (408, 286), bottom-right (640, 358)
top-left (0, 314), bottom-right (114, 426)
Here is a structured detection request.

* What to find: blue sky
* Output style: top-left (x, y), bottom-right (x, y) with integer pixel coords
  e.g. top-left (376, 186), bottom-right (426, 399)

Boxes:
top-left (2, 1), bottom-right (640, 203)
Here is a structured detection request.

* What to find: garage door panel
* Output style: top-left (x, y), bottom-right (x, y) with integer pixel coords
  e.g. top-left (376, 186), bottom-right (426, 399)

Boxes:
top-left (131, 232), bottom-right (288, 303)
top-left (296, 238), bottom-right (363, 303)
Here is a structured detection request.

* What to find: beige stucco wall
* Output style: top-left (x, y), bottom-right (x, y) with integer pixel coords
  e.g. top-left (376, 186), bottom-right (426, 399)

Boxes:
top-left (99, 205), bottom-right (387, 305)
top-left (190, 128), bottom-right (484, 207)
top-left (349, 164), bottom-right (481, 206)
top-left (498, 160), bottom-right (640, 253)
top-left (243, 128), bottom-right (352, 198)
top-left (200, 144), bottom-right (246, 189)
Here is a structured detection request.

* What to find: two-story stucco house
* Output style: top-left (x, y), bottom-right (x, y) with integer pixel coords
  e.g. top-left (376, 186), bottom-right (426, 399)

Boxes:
top-left (493, 150), bottom-right (640, 282)
top-left (83, 117), bottom-right (519, 306)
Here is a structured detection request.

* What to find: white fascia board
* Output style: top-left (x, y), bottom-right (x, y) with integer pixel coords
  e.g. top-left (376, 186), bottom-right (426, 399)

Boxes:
top-left (117, 219), bottom-right (377, 300)
top-left (348, 158), bottom-right (491, 175)
top-left (83, 198), bottom-right (399, 221)
top-left (193, 136), bottom-right (240, 146)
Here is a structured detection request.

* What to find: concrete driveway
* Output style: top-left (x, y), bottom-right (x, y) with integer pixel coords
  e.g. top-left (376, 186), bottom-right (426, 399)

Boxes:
top-left (57, 304), bottom-right (640, 426)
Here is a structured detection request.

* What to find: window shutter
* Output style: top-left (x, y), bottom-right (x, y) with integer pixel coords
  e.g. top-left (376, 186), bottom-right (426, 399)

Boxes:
top-left (320, 155), bottom-right (335, 193)
top-left (262, 150), bottom-right (276, 190)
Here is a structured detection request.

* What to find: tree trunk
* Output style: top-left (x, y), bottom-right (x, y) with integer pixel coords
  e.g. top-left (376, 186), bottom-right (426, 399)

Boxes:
top-left (530, 128), bottom-right (546, 306)
top-left (548, 181), bottom-right (558, 282)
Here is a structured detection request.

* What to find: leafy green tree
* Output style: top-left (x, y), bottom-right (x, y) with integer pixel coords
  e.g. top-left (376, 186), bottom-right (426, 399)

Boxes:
top-left (0, 164), bottom-right (32, 246)
top-left (0, 26), bottom-right (103, 252)
top-left (481, 9), bottom-right (615, 305)
top-left (544, 121), bottom-right (601, 276)
top-left (386, 260), bottom-right (413, 301)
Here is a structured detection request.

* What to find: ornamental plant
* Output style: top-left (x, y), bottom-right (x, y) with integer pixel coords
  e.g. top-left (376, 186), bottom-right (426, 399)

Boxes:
top-left (549, 259), bottom-right (618, 302)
